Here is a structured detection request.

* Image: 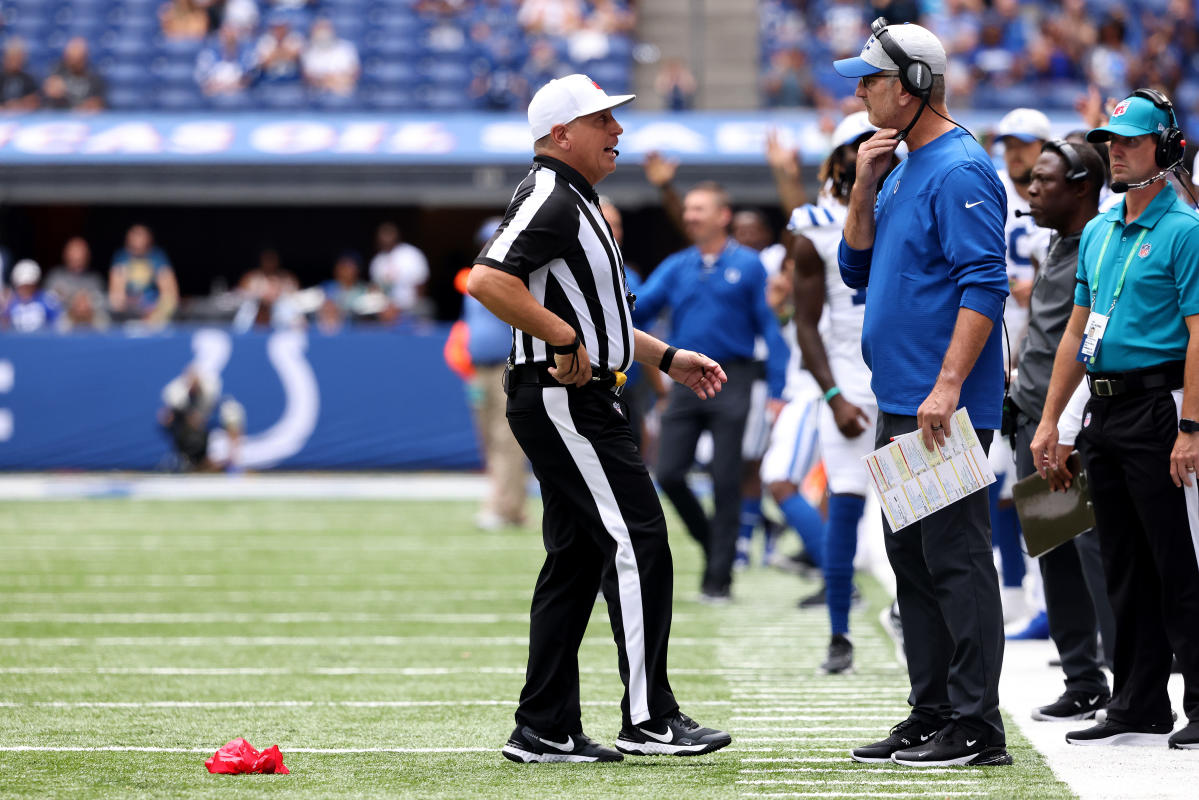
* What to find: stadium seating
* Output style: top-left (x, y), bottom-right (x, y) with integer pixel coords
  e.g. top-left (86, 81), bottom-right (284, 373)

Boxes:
top-left (0, 0), bottom-right (635, 112)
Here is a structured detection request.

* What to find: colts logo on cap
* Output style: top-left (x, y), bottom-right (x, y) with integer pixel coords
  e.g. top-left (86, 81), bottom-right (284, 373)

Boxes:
top-left (1139, 242), bottom-right (1152, 258)
top-left (1112, 100), bottom-right (1131, 117)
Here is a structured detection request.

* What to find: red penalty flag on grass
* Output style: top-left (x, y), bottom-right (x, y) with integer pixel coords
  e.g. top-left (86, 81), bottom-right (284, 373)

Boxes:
top-left (205, 738), bottom-right (290, 775)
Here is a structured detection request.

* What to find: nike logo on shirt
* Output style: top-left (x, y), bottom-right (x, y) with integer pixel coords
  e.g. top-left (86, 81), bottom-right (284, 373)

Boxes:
top-left (638, 726), bottom-right (674, 743)
top-left (538, 735), bottom-right (574, 751)
top-left (965, 201), bottom-right (985, 208)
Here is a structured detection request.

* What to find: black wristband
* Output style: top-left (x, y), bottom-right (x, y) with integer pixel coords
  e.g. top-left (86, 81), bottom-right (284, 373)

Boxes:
top-left (659, 346), bottom-right (679, 374)
top-left (550, 332), bottom-right (580, 356)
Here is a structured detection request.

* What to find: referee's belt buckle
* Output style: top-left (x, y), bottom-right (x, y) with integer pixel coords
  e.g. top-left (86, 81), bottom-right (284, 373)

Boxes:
top-left (1091, 378), bottom-right (1119, 397)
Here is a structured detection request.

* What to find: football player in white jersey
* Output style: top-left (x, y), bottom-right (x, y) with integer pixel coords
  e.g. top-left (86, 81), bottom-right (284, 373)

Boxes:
top-left (992, 108), bottom-right (1054, 633)
top-left (739, 210), bottom-right (825, 569)
top-left (787, 111), bottom-right (895, 674)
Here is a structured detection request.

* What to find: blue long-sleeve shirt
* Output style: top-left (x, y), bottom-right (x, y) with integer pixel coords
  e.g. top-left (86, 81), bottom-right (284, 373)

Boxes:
top-left (838, 128), bottom-right (1009, 429)
top-left (634, 239), bottom-right (790, 398)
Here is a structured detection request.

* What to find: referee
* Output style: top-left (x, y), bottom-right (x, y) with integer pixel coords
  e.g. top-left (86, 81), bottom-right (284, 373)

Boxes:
top-left (467, 74), bottom-right (733, 764)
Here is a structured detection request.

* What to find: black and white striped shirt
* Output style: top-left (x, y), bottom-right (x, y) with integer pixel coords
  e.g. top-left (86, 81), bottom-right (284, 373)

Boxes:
top-left (476, 155), bottom-right (635, 372)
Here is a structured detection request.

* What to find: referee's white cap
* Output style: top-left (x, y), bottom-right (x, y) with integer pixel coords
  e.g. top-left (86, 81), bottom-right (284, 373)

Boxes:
top-left (528, 74), bottom-right (635, 140)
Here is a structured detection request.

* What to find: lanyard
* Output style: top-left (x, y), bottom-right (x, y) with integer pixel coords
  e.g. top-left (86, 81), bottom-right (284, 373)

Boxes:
top-left (1089, 222), bottom-right (1148, 316)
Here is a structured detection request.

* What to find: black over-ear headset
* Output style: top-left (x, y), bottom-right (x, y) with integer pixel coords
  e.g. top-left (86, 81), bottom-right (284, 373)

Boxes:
top-left (1132, 87), bottom-right (1186, 168)
top-left (1042, 139), bottom-right (1089, 182)
top-left (871, 17), bottom-right (933, 99)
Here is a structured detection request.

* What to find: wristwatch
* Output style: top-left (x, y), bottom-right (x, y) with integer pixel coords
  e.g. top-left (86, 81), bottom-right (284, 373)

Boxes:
top-left (1180, 418), bottom-right (1199, 434)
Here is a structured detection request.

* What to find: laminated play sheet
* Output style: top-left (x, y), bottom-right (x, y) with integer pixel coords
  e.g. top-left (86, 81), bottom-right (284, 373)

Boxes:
top-left (863, 408), bottom-right (996, 531)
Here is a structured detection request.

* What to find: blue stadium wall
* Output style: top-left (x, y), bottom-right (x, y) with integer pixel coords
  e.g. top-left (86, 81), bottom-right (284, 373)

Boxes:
top-left (0, 326), bottom-right (483, 470)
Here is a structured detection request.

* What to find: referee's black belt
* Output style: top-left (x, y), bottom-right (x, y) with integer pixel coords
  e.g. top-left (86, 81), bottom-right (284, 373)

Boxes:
top-left (1087, 360), bottom-right (1184, 398)
top-left (506, 362), bottom-right (626, 395)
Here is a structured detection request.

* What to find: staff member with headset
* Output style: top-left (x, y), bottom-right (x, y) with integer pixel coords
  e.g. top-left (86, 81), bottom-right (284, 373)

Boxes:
top-left (834, 20), bottom-right (1012, 767)
top-left (467, 74), bottom-right (732, 764)
top-left (1032, 89), bottom-right (1199, 751)
top-left (1011, 139), bottom-right (1115, 722)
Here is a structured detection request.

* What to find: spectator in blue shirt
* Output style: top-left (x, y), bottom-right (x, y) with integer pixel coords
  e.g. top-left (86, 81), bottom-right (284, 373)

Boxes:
top-left (2, 260), bottom-right (60, 333)
top-left (196, 24), bottom-right (256, 99)
top-left (834, 20), bottom-right (1011, 768)
top-left (108, 225), bottom-right (179, 323)
top-left (633, 181), bottom-right (789, 603)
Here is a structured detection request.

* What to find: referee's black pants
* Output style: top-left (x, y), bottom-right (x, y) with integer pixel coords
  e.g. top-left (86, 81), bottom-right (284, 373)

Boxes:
top-left (656, 359), bottom-right (756, 594)
top-left (1077, 387), bottom-right (1199, 726)
top-left (1015, 410), bottom-right (1114, 695)
top-left (876, 412), bottom-right (1006, 746)
top-left (506, 380), bottom-right (679, 733)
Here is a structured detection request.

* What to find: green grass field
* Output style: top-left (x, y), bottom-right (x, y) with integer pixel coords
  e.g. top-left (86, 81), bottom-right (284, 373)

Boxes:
top-left (0, 499), bottom-right (1075, 799)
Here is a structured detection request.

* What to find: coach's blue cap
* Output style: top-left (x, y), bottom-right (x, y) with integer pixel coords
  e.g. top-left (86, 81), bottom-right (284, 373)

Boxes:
top-left (1086, 95), bottom-right (1173, 142)
top-left (833, 23), bottom-right (947, 79)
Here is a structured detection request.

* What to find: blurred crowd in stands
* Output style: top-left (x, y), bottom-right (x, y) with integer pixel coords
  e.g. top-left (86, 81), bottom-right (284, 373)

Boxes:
top-left (0, 220), bottom-right (433, 332)
top-left (761, 0), bottom-right (1199, 127)
top-left (0, 0), bottom-right (634, 111)
top-left (3, 1), bottom-right (1197, 124)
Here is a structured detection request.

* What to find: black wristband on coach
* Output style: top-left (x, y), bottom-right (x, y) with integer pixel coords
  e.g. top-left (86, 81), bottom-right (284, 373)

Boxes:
top-left (550, 332), bottom-right (580, 355)
top-left (659, 346), bottom-right (678, 374)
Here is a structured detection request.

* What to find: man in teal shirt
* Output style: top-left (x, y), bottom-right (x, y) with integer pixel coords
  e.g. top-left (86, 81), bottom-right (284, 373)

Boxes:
top-left (1033, 90), bottom-right (1199, 751)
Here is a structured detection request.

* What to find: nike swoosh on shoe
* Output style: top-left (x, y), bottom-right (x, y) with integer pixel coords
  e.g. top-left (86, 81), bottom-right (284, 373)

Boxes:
top-left (638, 727), bottom-right (674, 743)
top-left (538, 735), bottom-right (574, 751)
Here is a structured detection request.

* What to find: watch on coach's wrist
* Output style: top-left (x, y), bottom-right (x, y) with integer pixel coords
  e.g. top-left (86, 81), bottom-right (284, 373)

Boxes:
top-left (1180, 418), bottom-right (1199, 434)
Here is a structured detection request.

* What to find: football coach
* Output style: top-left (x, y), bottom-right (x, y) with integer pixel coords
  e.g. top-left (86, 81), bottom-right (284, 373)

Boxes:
top-left (467, 74), bottom-right (733, 763)
top-left (834, 20), bottom-right (1012, 767)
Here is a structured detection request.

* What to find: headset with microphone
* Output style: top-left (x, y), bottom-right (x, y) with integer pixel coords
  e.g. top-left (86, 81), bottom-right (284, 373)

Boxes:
top-left (869, 18), bottom-right (973, 144)
top-left (870, 17), bottom-right (931, 142)
top-left (1013, 139), bottom-right (1091, 217)
top-left (1108, 88), bottom-right (1189, 194)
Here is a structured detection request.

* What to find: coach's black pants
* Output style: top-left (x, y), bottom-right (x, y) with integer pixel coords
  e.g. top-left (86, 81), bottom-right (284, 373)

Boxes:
top-left (876, 412), bottom-right (1006, 745)
top-left (506, 381), bottom-right (679, 733)
top-left (1077, 388), bottom-right (1199, 726)
top-left (656, 359), bottom-right (756, 594)
top-left (1015, 411), bottom-right (1115, 694)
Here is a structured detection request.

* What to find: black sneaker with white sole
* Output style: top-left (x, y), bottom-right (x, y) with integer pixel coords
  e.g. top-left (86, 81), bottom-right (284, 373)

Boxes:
top-left (891, 722), bottom-right (1012, 767)
top-left (1169, 720), bottom-right (1199, 750)
top-left (1032, 690), bottom-right (1110, 721)
top-left (501, 725), bottom-right (623, 763)
top-left (821, 634), bottom-right (853, 674)
top-left (1065, 718), bottom-right (1174, 746)
top-left (850, 714), bottom-right (944, 764)
top-left (615, 711), bottom-right (731, 756)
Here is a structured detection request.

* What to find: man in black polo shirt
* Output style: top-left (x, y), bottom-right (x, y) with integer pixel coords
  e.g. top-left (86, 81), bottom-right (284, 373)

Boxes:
top-left (468, 74), bottom-right (733, 763)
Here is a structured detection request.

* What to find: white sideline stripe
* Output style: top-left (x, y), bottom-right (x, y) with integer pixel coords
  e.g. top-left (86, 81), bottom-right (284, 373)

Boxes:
top-left (0, 699), bottom-right (733, 709)
top-left (541, 388), bottom-right (650, 725)
top-left (0, 746), bottom-right (493, 754)
top-left (0, 636), bottom-right (717, 648)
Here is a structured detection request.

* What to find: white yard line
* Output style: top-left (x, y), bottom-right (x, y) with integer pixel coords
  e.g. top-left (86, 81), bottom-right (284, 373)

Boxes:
top-left (0, 635), bottom-right (720, 647)
top-left (0, 746), bottom-right (493, 754)
top-left (0, 699), bottom-right (733, 709)
top-left (0, 473), bottom-right (491, 501)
